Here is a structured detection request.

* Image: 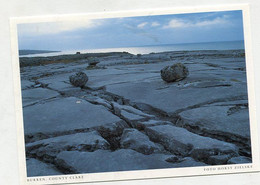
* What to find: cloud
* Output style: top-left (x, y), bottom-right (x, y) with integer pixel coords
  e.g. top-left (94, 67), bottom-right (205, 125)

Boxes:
top-left (137, 22), bottom-right (148, 28)
top-left (163, 19), bottom-right (187, 28)
top-left (18, 20), bottom-right (100, 35)
top-left (151, 22), bottom-right (160, 27)
top-left (163, 16), bottom-right (230, 29)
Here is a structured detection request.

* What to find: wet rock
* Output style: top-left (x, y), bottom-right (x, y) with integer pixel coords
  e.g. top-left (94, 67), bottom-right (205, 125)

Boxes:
top-left (56, 149), bottom-right (175, 173)
top-left (26, 158), bottom-right (63, 177)
top-left (227, 156), bottom-right (252, 164)
top-left (69, 72), bottom-right (88, 88)
top-left (160, 63), bottom-right (189, 83)
top-left (145, 125), bottom-right (238, 159)
top-left (120, 128), bottom-right (163, 155)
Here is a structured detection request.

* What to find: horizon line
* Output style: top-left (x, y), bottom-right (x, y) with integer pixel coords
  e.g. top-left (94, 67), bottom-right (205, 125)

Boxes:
top-left (19, 40), bottom-right (244, 52)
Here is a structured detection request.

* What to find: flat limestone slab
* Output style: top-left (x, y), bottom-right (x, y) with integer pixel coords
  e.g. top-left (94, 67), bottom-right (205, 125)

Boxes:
top-left (120, 128), bottom-right (163, 154)
top-left (23, 97), bottom-right (121, 135)
top-left (87, 71), bottom-right (158, 89)
top-left (106, 80), bottom-right (248, 115)
top-left (104, 58), bottom-right (248, 116)
top-left (21, 80), bottom-right (35, 90)
top-left (120, 110), bottom-right (144, 121)
top-left (26, 131), bottom-right (110, 155)
top-left (56, 149), bottom-right (206, 173)
top-left (145, 125), bottom-right (238, 157)
top-left (112, 102), bottom-right (153, 117)
top-left (37, 73), bottom-right (80, 91)
top-left (26, 158), bottom-right (63, 177)
top-left (179, 105), bottom-right (250, 139)
top-left (132, 120), bottom-right (172, 130)
top-left (22, 88), bottom-right (60, 107)
top-left (227, 156), bottom-right (252, 164)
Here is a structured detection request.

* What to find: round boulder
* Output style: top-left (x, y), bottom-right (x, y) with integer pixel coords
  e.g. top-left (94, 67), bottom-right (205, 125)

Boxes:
top-left (69, 72), bottom-right (88, 88)
top-left (160, 63), bottom-right (189, 83)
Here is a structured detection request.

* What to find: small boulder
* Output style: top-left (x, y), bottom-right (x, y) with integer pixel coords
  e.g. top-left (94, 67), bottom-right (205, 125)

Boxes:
top-left (69, 72), bottom-right (88, 88)
top-left (88, 57), bottom-right (100, 66)
top-left (89, 61), bottom-right (99, 66)
top-left (160, 63), bottom-right (189, 83)
top-left (86, 57), bottom-right (100, 70)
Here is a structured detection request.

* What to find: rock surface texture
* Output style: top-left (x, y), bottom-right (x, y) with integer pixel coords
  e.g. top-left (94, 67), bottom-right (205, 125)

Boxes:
top-left (160, 63), bottom-right (189, 82)
top-left (69, 71), bottom-right (88, 87)
top-left (20, 50), bottom-right (252, 177)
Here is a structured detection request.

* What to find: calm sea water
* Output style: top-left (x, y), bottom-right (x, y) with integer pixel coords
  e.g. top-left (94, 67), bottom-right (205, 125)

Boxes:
top-left (22, 41), bottom-right (244, 57)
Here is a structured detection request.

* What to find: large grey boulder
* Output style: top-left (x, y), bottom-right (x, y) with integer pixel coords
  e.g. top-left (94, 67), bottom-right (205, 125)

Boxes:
top-left (69, 72), bottom-right (88, 88)
top-left (160, 63), bottom-right (189, 82)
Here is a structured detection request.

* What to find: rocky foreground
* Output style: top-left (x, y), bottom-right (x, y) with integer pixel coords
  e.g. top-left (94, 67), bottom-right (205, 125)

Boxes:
top-left (20, 50), bottom-right (252, 177)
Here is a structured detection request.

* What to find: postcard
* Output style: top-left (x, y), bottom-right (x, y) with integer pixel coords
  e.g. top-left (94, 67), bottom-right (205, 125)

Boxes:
top-left (10, 4), bottom-right (260, 185)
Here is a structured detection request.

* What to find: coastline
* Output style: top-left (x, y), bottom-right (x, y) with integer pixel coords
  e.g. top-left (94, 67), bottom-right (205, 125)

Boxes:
top-left (19, 49), bottom-right (245, 67)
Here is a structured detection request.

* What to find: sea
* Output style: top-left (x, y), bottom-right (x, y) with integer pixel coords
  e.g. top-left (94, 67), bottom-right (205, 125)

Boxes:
top-left (21, 40), bottom-right (244, 57)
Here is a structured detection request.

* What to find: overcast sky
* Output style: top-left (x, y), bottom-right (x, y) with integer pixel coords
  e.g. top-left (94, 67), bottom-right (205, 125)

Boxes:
top-left (17, 10), bottom-right (244, 51)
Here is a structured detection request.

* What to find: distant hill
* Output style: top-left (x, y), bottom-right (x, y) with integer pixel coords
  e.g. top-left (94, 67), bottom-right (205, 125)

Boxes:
top-left (19, 50), bottom-right (60, 56)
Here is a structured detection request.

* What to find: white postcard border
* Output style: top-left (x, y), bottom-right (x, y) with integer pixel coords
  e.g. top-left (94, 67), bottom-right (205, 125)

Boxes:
top-left (10, 4), bottom-right (260, 185)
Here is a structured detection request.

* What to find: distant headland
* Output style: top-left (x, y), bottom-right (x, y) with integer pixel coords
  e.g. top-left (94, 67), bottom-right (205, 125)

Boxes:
top-left (19, 50), bottom-right (60, 56)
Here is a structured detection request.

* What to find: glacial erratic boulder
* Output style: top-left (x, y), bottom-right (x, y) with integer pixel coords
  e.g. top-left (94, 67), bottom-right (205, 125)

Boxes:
top-left (69, 72), bottom-right (88, 88)
top-left (160, 63), bottom-right (189, 83)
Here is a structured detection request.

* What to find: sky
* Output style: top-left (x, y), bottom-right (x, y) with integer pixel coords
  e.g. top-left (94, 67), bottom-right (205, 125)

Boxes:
top-left (17, 10), bottom-right (244, 51)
